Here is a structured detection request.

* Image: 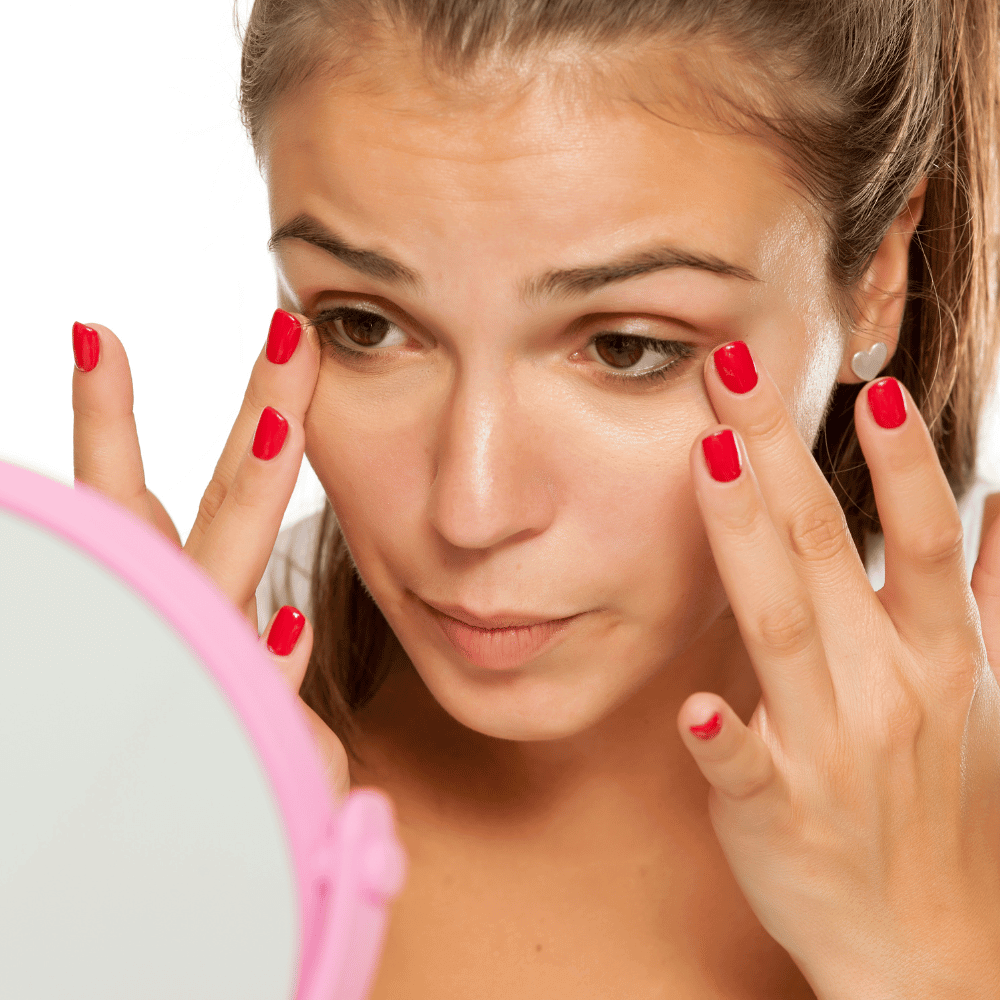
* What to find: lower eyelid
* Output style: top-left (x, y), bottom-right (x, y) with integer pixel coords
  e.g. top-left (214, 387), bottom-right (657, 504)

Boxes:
top-left (588, 337), bottom-right (692, 370)
top-left (600, 356), bottom-right (690, 384)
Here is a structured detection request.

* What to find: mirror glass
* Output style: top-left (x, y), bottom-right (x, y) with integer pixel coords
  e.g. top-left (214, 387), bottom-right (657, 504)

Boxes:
top-left (0, 504), bottom-right (298, 998)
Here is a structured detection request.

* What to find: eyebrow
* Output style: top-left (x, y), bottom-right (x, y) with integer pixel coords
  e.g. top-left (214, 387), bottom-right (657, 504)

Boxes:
top-left (268, 213), bottom-right (761, 303)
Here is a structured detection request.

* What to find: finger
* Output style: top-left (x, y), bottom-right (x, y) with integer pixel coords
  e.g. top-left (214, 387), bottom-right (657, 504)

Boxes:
top-left (189, 404), bottom-right (304, 613)
top-left (678, 692), bottom-right (785, 829)
top-left (72, 322), bottom-right (181, 546)
top-left (855, 378), bottom-right (977, 662)
top-left (971, 503), bottom-right (1000, 684)
top-left (262, 607), bottom-right (350, 802)
top-left (705, 342), bottom-right (870, 625)
top-left (692, 427), bottom-right (836, 745)
top-left (263, 604), bottom-right (311, 689)
top-left (186, 309), bottom-right (319, 552)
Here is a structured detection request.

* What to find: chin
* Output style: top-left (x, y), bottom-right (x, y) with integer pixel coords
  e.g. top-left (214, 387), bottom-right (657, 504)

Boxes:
top-left (401, 630), bottom-right (673, 743)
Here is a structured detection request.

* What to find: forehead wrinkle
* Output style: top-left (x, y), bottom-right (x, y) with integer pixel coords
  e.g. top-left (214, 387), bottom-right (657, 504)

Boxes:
top-left (268, 213), bottom-right (425, 293)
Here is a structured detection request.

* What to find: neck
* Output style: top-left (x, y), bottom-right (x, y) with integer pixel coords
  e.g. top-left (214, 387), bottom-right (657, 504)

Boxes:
top-left (349, 618), bottom-right (814, 997)
top-left (350, 610), bottom-right (760, 831)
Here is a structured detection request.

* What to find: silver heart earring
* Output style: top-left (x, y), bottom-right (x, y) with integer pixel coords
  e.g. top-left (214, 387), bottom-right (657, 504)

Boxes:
top-left (850, 341), bottom-right (888, 381)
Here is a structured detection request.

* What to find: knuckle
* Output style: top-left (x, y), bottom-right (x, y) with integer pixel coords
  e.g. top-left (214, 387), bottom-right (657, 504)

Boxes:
top-left (721, 495), bottom-right (764, 539)
top-left (787, 499), bottom-right (850, 564)
top-left (907, 516), bottom-right (965, 570)
top-left (228, 468), bottom-right (261, 513)
top-left (718, 761), bottom-right (773, 803)
top-left (243, 382), bottom-right (270, 417)
top-left (742, 400), bottom-right (788, 448)
top-left (755, 596), bottom-right (815, 655)
top-left (864, 677), bottom-right (925, 752)
top-left (196, 477), bottom-right (228, 525)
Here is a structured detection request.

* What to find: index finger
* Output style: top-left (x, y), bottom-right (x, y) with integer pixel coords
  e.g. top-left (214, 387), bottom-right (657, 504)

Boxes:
top-left (705, 341), bottom-right (872, 630)
top-left (185, 308), bottom-right (320, 551)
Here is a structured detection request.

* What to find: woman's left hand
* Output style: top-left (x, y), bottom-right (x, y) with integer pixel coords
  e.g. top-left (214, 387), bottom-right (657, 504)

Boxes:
top-left (677, 341), bottom-right (1000, 1000)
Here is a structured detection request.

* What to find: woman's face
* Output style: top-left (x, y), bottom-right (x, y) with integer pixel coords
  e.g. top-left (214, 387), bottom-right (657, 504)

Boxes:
top-left (265, 43), bottom-right (844, 741)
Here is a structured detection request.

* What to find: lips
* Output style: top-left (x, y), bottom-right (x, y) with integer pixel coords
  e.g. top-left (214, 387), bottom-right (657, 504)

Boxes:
top-left (421, 599), bottom-right (583, 670)
top-left (423, 601), bottom-right (569, 630)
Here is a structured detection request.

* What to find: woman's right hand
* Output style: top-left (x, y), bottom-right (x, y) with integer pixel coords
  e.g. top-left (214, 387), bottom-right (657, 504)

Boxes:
top-left (71, 311), bottom-right (350, 802)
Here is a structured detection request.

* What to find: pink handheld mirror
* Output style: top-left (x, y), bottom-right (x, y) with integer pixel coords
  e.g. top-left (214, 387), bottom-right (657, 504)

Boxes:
top-left (0, 458), bottom-right (406, 999)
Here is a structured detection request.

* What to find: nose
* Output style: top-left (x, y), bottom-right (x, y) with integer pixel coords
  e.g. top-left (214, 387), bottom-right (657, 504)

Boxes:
top-left (426, 370), bottom-right (556, 552)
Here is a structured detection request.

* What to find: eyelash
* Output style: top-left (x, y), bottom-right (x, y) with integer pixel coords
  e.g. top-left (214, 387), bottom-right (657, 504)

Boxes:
top-left (309, 305), bottom-right (695, 385)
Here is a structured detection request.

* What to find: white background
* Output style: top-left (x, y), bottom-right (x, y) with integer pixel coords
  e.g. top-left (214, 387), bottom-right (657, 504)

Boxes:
top-left (1, 0), bottom-right (997, 546)
top-left (0, 0), bottom-right (327, 542)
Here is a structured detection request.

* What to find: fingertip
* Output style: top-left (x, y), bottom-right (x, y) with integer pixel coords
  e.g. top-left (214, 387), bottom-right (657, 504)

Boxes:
top-left (267, 308), bottom-right (304, 365)
top-left (72, 321), bottom-right (100, 372)
top-left (679, 693), bottom-right (726, 742)
top-left (690, 710), bottom-right (724, 741)
top-left (265, 604), bottom-right (308, 657)
top-left (865, 377), bottom-right (907, 430)
top-left (698, 427), bottom-right (743, 484)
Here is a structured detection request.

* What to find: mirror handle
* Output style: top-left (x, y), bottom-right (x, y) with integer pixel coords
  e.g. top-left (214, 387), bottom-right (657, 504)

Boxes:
top-left (300, 788), bottom-right (407, 1000)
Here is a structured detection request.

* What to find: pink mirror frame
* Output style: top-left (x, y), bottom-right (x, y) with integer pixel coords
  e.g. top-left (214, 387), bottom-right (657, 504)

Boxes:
top-left (0, 460), bottom-right (406, 1000)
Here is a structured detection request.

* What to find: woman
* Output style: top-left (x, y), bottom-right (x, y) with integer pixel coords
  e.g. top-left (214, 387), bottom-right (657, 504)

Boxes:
top-left (71, 0), bottom-right (1000, 995)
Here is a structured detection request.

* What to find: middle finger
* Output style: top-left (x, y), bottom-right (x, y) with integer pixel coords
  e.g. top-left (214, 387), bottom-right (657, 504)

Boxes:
top-left (692, 426), bottom-right (836, 746)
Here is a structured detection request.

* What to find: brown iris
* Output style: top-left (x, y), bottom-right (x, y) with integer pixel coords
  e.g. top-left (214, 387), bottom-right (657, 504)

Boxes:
top-left (594, 334), bottom-right (645, 369)
top-left (335, 308), bottom-right (391, 346)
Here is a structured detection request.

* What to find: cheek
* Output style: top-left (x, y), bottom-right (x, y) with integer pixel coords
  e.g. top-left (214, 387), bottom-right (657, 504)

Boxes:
top-left (305, 366), bottom-right (722, 630)
top-left (303, 374), bottom-right (429, 548)
top-left (787, 315), bottom-right (844, 446)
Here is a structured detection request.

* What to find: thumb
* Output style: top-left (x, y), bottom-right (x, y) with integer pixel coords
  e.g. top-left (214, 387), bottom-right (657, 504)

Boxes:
top-left (678, 694), bottom-right (780, 814)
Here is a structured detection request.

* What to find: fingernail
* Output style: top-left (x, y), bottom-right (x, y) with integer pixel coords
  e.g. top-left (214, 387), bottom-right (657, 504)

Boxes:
top-left (690, 711), bottom-right (722, 740)
top-left (252, 406), bottom-right (289, 460)
top-left (702, 429), bottom-right (742, 482)
top-left (713, 341), bottom-right (758, 394)
top-left (72, 322), bottom-right (100, 372)
top-left (267, 605), bottom-right (306, 656)
top-left (867, 377), bottom-right (906, 429)
top-left (267, 308), bottom-right (302, 365)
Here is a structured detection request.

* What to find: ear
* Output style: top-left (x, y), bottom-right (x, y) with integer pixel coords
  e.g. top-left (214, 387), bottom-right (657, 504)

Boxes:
top-left (837, 176), bottom-right (928, 384)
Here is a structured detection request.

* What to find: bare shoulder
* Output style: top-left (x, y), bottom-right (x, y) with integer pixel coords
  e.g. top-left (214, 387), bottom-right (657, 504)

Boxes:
top-left (982, 493), bottom-right (1000, 554)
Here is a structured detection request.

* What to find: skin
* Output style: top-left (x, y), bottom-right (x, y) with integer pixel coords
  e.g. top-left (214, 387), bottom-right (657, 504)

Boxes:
top-left (71, 34), bottom-right (1000, 1000)
top-left (262, 41), bottom-right (919, 996)
top-left (268, 48), bottom-right (839, 751)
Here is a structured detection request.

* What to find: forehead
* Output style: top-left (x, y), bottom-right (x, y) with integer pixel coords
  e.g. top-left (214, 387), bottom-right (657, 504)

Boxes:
top-left (263, 39), bottom-right (821, 295)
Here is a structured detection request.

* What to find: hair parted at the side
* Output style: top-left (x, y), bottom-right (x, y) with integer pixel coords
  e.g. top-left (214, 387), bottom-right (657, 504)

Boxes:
top-left (239, 0), bottom-right (1000, 757)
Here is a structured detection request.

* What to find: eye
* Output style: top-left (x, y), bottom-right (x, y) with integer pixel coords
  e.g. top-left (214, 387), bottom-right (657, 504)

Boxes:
top-left (588, 332), bottom-right (693, 383)
top-left (311, 306), bottom-right (407, 355)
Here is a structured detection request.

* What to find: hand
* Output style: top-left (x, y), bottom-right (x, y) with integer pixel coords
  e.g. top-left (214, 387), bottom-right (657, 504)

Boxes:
top-left (71, 313), bottom-right (350, 802)
top-left (676, 341), bottom-right (1000, 999)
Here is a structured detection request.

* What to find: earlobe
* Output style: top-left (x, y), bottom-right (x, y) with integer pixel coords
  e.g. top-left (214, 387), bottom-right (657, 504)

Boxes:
top-left (837, 177), bottom-right (928, 384)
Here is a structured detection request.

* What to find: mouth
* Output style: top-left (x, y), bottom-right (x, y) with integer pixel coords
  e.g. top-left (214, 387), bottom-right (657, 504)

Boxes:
top-left (419, 598), bottom-right (585, 671)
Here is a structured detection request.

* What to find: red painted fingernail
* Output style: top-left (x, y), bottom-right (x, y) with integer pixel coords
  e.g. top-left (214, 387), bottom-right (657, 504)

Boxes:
top-left (713, 341), bottom-right (758, 394)
top-left (702, 429), bottom-right (742, 482)
top-left (267, 604), bottom-right (306, 656)
top-left (266, 308), bottom-right (301, 365)
top-left (867, 377), bottom-right (906, 429)
top-left (690, 712), bottom-right (722, 740)
top-left (252, 406), bottom-right (288, 460)
top-left (72, 322), bottom-right (100, 372)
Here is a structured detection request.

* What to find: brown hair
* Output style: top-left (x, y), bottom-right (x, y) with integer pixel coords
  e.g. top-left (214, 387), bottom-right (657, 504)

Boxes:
top-left (240, 0), bottom-right (1000, 756)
